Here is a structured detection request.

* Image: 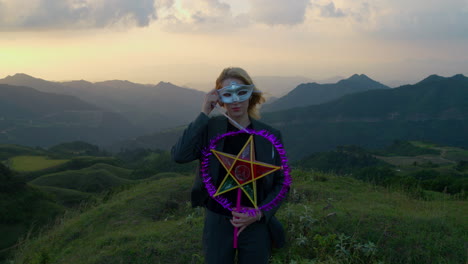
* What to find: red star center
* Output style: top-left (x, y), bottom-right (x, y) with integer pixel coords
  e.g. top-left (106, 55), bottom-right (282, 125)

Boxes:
top-left (211, 134), bottom-right (281, 207)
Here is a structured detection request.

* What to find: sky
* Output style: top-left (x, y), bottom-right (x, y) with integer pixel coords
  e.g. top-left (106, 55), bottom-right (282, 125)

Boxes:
top-left (0, 0), bottom-right (467, 88)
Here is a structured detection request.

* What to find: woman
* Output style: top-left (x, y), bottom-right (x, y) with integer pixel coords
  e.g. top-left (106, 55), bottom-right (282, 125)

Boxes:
top-left (172, 67), bottom-right (286, 264)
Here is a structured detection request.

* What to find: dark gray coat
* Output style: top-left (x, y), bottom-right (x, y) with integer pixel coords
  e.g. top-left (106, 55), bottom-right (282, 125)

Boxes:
top-left (171, 113), bottom-right (286, 236)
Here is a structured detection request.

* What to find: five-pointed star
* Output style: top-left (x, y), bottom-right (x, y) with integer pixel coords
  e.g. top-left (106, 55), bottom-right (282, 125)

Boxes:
top-left (211, 134), bottom-right (281, 207)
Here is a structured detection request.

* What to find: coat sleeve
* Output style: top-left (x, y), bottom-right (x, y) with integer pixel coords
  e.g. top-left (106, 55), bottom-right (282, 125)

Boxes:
top-left (259, 131), bottom-right (288, 224)
top-left (171, 112), bottom-right (209, 163)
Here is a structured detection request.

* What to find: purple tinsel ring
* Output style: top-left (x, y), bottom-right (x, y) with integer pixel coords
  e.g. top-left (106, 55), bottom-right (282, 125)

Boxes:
top-left (200, 129), bottom-right (292, 216)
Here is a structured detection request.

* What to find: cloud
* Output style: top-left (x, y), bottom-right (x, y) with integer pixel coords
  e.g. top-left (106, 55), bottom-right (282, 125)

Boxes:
top-left (160, 0), bottom-right (312, 31)
top-left (160, 0), bottom-right (250, 33)
top-left (1, 0), bottom-right (467, 39)
top-left (337, 0), bottom-right (468, 39)
top-left (379, 2), bottom-right (468, 39)
top-left (319, 2), bottom-right (346, 18)
top-left (248, 0), bottom-right (310, 25)
top-left (0, 0), bottom-right (158, 31)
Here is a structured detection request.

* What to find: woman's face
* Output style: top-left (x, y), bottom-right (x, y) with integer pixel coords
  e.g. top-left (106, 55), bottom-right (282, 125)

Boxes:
top-left (220, 78), bottom-right (250, 119)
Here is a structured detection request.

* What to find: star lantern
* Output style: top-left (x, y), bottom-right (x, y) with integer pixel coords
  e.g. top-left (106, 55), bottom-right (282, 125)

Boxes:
top-left (200, 128), bottom-right (292, 216)
top-left (201, 129), bottom-right (292, 249)
top-left (211, 134), bottom-right (281, 208)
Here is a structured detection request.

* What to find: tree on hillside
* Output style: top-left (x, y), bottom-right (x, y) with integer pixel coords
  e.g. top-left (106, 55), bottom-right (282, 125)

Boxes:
top-left (121, 149), bottom-right (197, 179)
top-left (0, 163), bottom-right (25, 192)
top-left (455, 160), bottom-right (468, 172)
top-left (49, 141), bottom-right (107, 157)
top-left (0, 162), bottom-right (11, 177)
top-left (295, 145), bottom-right (387, 174)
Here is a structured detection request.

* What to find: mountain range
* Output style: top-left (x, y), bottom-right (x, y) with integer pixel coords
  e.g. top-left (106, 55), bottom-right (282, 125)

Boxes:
top-left (262, 74), bottom-right (390, 112)
top-left (263, 74), bottom-right (468, 159)
top-left (184, 75), bottom-right (317, 98)
top-left (0, 83), bottom-right (135, 146)
top-left (113, 74), bottom-right (468, 160)
top-left (0, 74), bottom-right (205, 134)
top-left (0, 84), bottom-right (98, 118)
top-left (1, 73), bottom-right (467, 159)
top-left (0, 74), bottom-right (207, 146)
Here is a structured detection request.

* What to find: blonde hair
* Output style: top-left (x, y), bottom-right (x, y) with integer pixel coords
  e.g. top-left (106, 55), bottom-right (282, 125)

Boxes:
top-left (215, 67), bottom-right (265, 119)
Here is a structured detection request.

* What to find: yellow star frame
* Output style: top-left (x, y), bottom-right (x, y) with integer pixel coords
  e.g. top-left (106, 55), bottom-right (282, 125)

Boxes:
top-left (211, 134), bottom-right (281, 207)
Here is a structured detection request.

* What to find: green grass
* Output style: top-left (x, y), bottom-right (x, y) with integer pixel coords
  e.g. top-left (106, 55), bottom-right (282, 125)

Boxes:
top-left (411, 141), bottom-right (440, 149)
top-left (443, 149), bottom-right (468, 161)
top-left (9, 156), bottom-right (69, 172)
top-left (274, 170), bottom-right (467, 263)
top-left (9, 171), bottom-right (468, 264)
top-left (30, 167), bottom-right (133, 193)
top-left (372, 141), bottom-right (467, 196)
top-left (84, 163), bottom-right (132, 179)
top-left (377, 155), bottom-right (453, 166)
top-left (375, 140), bottom-right (466, 166)
top-left (34, 186), bottom-right (94, 207)
top-left (0, 144), bottom-right (47, 160)
top-left (411, 141), bottom-right (468, 162)
top-left (0, 185), bottom-right (64, 260)
top-left (143, 172), bottom-right (184, 181)
top-left (11, 175), bottom-right (202, 264)
top-left (18, 157), bottom-right (124, 182)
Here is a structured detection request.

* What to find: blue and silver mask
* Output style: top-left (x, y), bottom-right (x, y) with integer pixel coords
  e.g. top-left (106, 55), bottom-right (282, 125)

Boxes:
top-left (217, 81), bottom-right (257, 104)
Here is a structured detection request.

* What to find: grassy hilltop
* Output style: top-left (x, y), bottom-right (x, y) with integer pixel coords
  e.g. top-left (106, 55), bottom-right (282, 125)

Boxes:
top-left (0, 142), bottom-right (197, 262)
top-left (1, 141), bottom-right (467, 263)
top-left (8, 171), bottom-right (468, 264)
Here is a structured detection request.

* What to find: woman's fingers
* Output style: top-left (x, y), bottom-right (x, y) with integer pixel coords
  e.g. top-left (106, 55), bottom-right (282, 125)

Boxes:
top-left (237, 226), bottom-right (247, 237)
top-left (202, 89), bottom-right (219, 115)
top-left (232, 211), bottom-right (247, 218)
top-left (208, 89), bottom-right (219, 103)
top-left (230, 210), bottom-right (258, 234)
top-left (229, 219), bottom-right (252, 236)
top-left (230, 219), bottom-right (242, 227)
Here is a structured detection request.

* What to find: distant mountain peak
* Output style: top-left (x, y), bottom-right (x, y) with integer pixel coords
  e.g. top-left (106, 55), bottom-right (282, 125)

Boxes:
top-left (344, 74), bottom-right (371, 82)
top-left (6, 73), bottom-right (40, 81)
top-left (94, 79), bottom-right (152, 90)
top-left (12, 73), bottom-right (32, 77)
top-left (451, 74), bottom-right (467, 80)
top-left (70, 80), bottom-right (92, 85)
top-left (418, 74), bottom-right (445, 84)
top-left (350, 73), bottom-right (366, 78)
top-left (97, 80), bottom-right (134, 86)
top-left (61, 79), bottom-right (95, 89)
top-left (263, 73), bottom-right (389, 112)
top-left (417, 74), bottom-right (468, 85)
top-left (156, 81), bottom-right (174, 86)
top-left (155, 81), bottom-right (182, 90)
top-left (1, 73), bottom-right (59, 91)
top-left (337, 74), bottom-right (386, 88)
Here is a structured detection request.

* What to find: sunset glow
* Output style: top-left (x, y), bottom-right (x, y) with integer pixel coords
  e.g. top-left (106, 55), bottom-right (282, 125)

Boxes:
top-left (1, 0), bottom-right (467, 88)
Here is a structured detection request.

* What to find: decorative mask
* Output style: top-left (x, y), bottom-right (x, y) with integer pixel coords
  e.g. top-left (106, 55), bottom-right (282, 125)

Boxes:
top-left (217, 81), bottom-right (257, 104)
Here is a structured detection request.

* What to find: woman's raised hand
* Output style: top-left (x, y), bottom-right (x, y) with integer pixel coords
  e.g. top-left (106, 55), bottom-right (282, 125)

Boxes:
top-left (202, 89), bottom-right (219, 115)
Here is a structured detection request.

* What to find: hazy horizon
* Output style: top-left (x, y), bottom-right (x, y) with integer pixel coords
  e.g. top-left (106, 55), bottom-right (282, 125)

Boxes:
top-left (1, 0), bottom-right (467, 89)
top-left (5, 72), bottom-right (467, 97)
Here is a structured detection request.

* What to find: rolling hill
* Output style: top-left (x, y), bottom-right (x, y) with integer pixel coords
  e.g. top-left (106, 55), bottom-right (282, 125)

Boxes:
top-left (0, 163), bottom-right (65, 259)
top-left (2, 138), bottom-right (467, 263)
top-left (30, 166), bottom-right (132, 193)
top-left (8, 173), bottom-right (468, 264)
